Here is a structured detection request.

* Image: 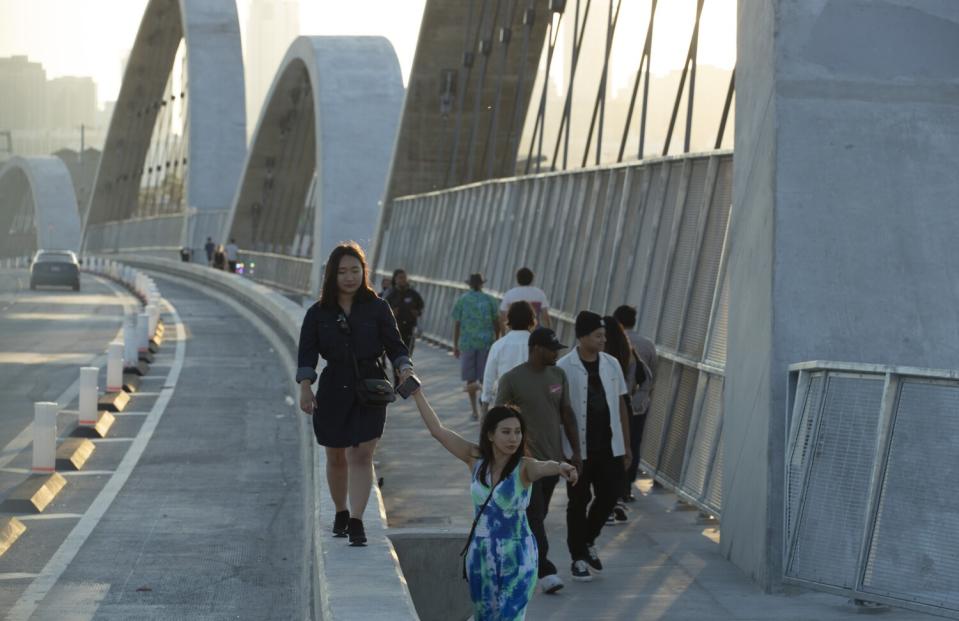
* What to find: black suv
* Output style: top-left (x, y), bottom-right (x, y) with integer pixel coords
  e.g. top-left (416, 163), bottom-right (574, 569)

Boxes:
top-left (30, 250), bottom-right (81, 291)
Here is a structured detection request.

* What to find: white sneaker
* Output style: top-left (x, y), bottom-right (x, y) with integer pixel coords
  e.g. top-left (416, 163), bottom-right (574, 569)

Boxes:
top-left (570, 560), bottom-right (593, 582)
top-left (539, 573), bottom-right (564, 594)
top-left (606, 503), bottom-right (629, 525)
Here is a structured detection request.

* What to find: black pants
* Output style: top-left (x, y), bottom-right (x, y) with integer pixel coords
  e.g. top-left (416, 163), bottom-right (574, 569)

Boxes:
top-left (626, 413), bottom-right (647, 487)
top-left (566, 451), bottom-right (624, 561)
top-left (526, 474), bottom-right (559, 577)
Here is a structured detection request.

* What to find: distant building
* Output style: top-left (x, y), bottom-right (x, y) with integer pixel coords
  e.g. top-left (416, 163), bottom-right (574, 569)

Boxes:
top-left (47, 76), bottom-right (98, 129)
top-left (0, 55), bottom-right (47, 130)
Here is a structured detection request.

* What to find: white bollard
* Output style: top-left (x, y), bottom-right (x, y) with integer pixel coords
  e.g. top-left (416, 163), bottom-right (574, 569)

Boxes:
top-left (146, 304), bottom-right (159, 336)
top-left (123, 315), bottom-right (138, 367)
top-left (107, 342), bottom-right (124, 392)
top-left (32, 402), bottom-right (58, 473)
top-left (79, 367), bottom-right (99, 427)
top-left (137, 313), bottom-right (150, 355)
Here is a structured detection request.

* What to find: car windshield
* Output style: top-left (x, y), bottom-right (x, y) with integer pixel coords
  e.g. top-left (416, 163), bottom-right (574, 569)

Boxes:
top-left (35, 252), bottom-right (76, 263)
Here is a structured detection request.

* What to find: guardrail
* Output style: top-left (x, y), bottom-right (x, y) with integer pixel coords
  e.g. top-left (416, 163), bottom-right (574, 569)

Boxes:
top-left (377, 151), bottom-right (732, 517)
top-left (238, 250), bottom-right (312, 296)
top-left (785, 361), bottom-right (959, 618)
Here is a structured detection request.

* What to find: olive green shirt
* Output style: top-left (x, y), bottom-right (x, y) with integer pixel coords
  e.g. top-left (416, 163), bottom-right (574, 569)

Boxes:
top-left (495, 362), bottom-right (570, 461)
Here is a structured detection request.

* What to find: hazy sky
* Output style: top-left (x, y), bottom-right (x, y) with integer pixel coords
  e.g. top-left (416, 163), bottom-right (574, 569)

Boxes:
top-left (0, 0), bottom-right (735, 107)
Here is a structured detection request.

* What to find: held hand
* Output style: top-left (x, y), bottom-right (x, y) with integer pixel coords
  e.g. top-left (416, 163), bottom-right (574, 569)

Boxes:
top-left (559, 462), bottom-right (579, 486)
top-left (299, 387), bottom-right (315, 415)
top-left (398, 367), bottom-right (415, 386)
top-left (570, 453), bottom-right (583, 475)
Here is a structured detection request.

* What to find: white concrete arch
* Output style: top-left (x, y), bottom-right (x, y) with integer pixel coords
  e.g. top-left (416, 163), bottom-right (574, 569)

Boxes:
top-left (0, 156), bottom-right (81, 257)
top-left (223, 36), bottom-right (404, 295)
top-left (83, 0), bottom-right (245, 256)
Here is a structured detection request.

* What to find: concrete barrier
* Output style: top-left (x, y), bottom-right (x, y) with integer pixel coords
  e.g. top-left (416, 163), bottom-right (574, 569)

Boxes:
top-left (106, 343), bottom-right (124, 393)
top-left (78, 367), bottom-right (99, 427)
top-left (109, 254), bottom-right (420, 621)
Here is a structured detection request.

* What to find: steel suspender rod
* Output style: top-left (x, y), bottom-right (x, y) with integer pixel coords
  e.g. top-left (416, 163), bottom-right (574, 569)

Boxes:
top-left (524, 9), bottom-right (564, 175)
top-left (443, 0), bottom-right (488, 188)
top-left (480, 0), bottom-right (519, 181)
top-left (550, 0), bottom-right (593, 172)
top-left (463, 0), bottom-right (504, 185)
top-left (581, 0), bottom-right (622, 168)
top-left (662, 0), bottom-right (705, 156)
top-left (616, 0), bottom-right (656, 162)
top-left (501, 0), bottom-right (536, 178)
top-left (714, 68), bottom-right (735, 149)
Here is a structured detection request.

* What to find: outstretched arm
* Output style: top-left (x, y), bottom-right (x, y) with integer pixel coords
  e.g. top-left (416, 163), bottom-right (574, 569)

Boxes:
top-left (521, 457), bottom-right (578, 487)
top-left (412, 388), bottom-right (478, 465)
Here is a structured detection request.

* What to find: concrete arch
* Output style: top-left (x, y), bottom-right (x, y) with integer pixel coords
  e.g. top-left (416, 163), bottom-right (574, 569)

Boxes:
top-left (0, 156), bottom-right (81, 258)
top-left (223, 36), bottom-right (403, 295)
top-left (83, 0), bottom-right (245, 255)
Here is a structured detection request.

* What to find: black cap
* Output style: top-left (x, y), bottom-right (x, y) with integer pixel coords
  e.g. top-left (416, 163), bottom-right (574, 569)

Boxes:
top-left (575, 310), bottom-right (605, 337)
top-left (529, 327), bottom-right (566, 351)
top-left (467, 273), bottom-right (485, 287)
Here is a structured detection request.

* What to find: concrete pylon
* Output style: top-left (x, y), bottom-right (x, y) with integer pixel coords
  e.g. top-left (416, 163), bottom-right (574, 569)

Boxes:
top-left (727, 1), bottom-right (959, 589)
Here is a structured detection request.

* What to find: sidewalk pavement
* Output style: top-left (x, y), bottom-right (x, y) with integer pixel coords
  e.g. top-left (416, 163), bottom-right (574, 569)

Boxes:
top-left (377, 341), bottom-right (933, 621)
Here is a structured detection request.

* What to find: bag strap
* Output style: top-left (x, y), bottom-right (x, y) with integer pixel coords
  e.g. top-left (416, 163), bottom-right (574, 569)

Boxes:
top-left (460, 464), bottom-right (500, 559)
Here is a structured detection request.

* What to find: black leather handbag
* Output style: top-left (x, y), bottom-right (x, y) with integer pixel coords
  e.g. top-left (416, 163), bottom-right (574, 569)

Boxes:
top-left (349, 350), bottom-right (395, 407)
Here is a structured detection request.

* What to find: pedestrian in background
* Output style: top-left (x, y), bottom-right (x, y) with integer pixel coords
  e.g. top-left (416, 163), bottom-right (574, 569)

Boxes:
top-left (379, 276), bottom-right (393, 299)
top-left (297, 242), bottom-right (413, 547)
top-left (612, 304), bottom-right (657, 500)
top-left (386, 268), bottom-right (425, 356)
top-left (602, 315), bottom-right (634, 524)
top-left (496, 327), bottom-right (583, 595)
top-left (212, 245), bottom-right (226, 270)
top-left (481, 301), bottom-right (536, 411)
top-left (499, 267), bottom-right (551, 329)
top-left (204, 237), bottom-right (215, 265)
top-left (557, 311), bottom-right (631, 582)
top-left (452, 273), bottom-right (500, 420)
top-left (410, 387), bottom-right (578, 620)
top-left (225, 238), bottom-right (239, 273)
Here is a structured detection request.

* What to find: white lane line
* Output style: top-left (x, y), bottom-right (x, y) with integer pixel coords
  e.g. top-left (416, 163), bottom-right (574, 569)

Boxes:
top-left (126, 391), bottom-right (160, 397)
top-left (58, 471), bottom-right (116, 477)
top-left (0, 275), bottom-right (134, 472)
top-left (6, 295), bottom-right (186, 621)
top-left (89, 438), bottom-right (135, 443)
top-left (16, 514), bottom-right (83, 522)
top-left (0, 573), bottom-right (40, 581)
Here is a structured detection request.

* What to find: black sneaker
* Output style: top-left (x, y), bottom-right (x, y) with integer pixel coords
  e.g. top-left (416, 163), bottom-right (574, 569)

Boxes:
top-left (348, 518), bottom-right (367, 546)
top-left (332, 510), bottom-right (349, 537)
top-left (570, 560), bottom-right (592, 582)
top-left (585, 544), bottom-right (604, 574)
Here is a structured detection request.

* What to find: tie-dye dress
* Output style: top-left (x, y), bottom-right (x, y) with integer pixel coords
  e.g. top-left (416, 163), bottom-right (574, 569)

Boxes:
top-left (466, 461), bottom-right (538, 621)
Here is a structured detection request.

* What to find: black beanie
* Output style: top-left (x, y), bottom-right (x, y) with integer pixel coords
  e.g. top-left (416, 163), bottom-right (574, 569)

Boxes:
top-left (575, 311), bottom-right (605, 338)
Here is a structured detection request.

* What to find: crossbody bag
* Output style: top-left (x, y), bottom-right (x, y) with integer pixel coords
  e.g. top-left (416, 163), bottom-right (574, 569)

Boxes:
top-left (460, 467), bottom-right (501, 581)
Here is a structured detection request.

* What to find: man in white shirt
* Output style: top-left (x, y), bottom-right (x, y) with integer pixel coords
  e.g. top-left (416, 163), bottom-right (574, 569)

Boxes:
top-left (480, 301), bottom-right (536, 408)
top-left (499, 267), bottom-right (551, 329)
top-left (557, 311), bottom-right (632, 583)
top-left (225, 239), bottom-right (239, 273)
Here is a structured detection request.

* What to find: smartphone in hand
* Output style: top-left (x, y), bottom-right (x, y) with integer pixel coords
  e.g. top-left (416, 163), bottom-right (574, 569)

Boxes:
top-left (396, 374), bottom-right (421, 399)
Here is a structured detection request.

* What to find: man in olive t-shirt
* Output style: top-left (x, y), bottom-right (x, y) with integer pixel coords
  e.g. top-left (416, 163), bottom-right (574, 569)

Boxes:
top-left (496, 327), bottom-right (582, 594)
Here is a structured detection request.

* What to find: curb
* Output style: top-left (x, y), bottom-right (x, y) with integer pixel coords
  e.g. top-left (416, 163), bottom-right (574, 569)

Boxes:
top-left (2, 473), bottom-right (67, 513)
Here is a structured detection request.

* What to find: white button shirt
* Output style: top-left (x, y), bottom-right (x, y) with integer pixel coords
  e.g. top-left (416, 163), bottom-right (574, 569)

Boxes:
top-left (557, 349), bottom-right (628, 458)
top-left (480, 329), bottom-right (531, 404)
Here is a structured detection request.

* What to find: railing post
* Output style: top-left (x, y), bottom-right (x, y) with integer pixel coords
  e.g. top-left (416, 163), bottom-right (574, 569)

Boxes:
top-left (78, 367), bottom-right (99, 427)
top-left (32, 402), bottom-right (58, 473)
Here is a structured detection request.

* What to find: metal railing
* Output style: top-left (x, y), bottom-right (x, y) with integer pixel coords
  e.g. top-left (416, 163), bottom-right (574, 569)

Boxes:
top-left (238, 250), bottom-right (312, 296)
top-left (84, 214), bottom-right (183, 256)
top-left (785, 361), bottom-right (959, 618)
top-left (378, 150), bottom-right (732, 517)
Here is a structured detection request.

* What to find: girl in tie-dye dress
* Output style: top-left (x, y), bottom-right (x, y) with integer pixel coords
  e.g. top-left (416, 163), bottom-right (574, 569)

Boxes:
top-left (410, 388), bottom-right (578, 620)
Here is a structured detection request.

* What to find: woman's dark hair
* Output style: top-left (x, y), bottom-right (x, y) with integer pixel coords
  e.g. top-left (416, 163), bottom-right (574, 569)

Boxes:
top-left (319, 241), bottom-right (377, 309)
top-left (603, 315), bottom-right (632, 378)
top-left (477, 405), bottom-right (527, 486)
top-left (516, 267), bottom-right (534, 286)
top-left (612, 304), bottom-right (637, 329)
top-left (507, 301), bottom-right (536, 330)
top-left (392, 268), bottom-right (406, 281)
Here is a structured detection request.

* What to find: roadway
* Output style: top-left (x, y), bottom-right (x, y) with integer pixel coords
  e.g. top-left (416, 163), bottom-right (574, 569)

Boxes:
top-left (0, 271), bottom-right (312, 619)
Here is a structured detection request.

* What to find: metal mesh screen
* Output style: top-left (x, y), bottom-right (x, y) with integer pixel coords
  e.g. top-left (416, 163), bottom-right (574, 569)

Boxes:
top-left (682, 373), bottom-right (723, 500)
top-left (641, 358), bottom-right (675, 470)
top-left (659, 366), bottom-right (700, 484)
top-left (787, 375), bottom-right (883, 588)
top-left (863, 381), bottom-right (959, 609)
top-left (659, 159), bottom-right (709, 350)
top-left (638, 161), bottom-right (683, 339)
top-left (705, 272), bottom-right (728, 366)
top-left (785, 374), bottom-right (825, 549)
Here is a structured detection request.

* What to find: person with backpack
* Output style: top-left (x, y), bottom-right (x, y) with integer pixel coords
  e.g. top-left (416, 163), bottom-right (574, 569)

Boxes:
top-left (612, 305), bottom-right (657, 500)
top-left (409, 386), bottom-right (578, 620)
top-left (452, 273), bottom-right (501, 420)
